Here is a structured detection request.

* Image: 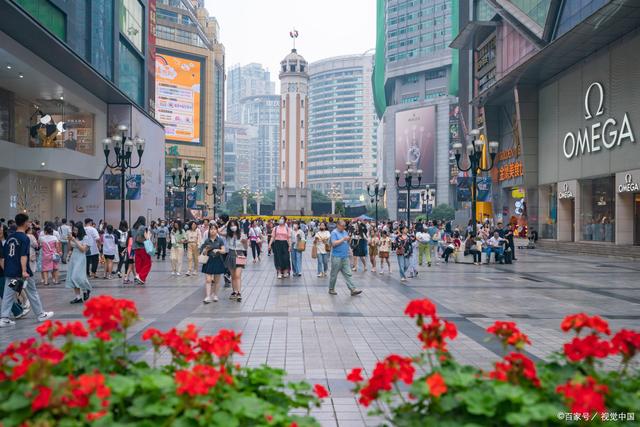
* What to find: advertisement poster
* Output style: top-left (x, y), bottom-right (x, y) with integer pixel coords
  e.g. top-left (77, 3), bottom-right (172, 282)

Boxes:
top-left (187, 190), bottom-right (198, 209)
top-left (104, 174), bottom-right (142, 200)
top-left (395, 106), bottom-right (436, 185)
top-left (449, 104), bottom-right (461, 183)
top-left (457, 176), bottom-right (472, 202)
top-left (155, 53), bottom-right (201, 144)
top-left (104, 174), bottom-right (120, 200)
top-left (477, 177), bottom-right (492, 202)
top-left (126, 175), bottom-right (142, 200)
top-left (397, 192), bottom-right (422, 212)
top-left (66, 180), bottom-right (103, 220)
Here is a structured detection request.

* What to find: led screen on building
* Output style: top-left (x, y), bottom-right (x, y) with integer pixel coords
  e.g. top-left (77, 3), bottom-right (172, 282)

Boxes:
top-left (395, 106), bottom-right (436, 185)
top-left (155, 53), bottom-right (202, 144)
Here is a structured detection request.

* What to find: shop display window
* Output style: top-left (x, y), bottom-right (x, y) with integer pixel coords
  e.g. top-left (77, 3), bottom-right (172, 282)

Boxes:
top-left (540, 184), bottom-right (557, 239)
top-left (580, 176), bottom-right (615, 242)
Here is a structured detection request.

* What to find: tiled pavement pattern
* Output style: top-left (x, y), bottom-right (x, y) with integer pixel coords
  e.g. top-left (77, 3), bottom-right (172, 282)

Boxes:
top-left (2, 248), bottom-right (639, 426)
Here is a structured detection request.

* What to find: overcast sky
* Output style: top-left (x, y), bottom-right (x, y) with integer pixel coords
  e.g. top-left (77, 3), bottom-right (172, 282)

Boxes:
top-left (205, 0), bottom-right (376, 86)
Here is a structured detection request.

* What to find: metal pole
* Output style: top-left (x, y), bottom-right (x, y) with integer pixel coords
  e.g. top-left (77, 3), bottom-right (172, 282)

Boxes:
top-left (375, 197), bottom-right (378, 226)
top-left (472, 167), bottom-right (477, 225)
top-left (184, 190), bottom-right (187, 223)
top-left (406, 184), bottom-right (411, 227)
top-left (120, 165), bottom-right (125, 222)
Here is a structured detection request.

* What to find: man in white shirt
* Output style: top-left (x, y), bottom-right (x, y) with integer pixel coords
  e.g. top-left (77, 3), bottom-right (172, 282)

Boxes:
top-left (84, 218), bottom-right (101, 278)
top-left (485, 231), bottom-right (505, 264)
top-left (59, 218), bottom-right (71, 263)
top-left (416, 229), bottom-right (431, 266)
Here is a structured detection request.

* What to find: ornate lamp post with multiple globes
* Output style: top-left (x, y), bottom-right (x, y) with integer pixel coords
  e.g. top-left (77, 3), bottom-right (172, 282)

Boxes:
top-left (421, 184), bottom-right (432, 221)
top-left (327, 184), bottom-right (342, 216)
top-left (395, 162), bottom-right (422, 227)
top-left (102, 124), bottom-right (145, 222)
top-left (451, 129), bottom-right (499, 225)
top-left (254, 190), bottom-right (264, 216)
top-left (170, 161), bottom-right (200, 222)
top-left (239, 185), bottom-right (251, 215)
top-left (367, 181), bottom-right (386, 226)
top-left (205, 178), bottom-right (225, 219)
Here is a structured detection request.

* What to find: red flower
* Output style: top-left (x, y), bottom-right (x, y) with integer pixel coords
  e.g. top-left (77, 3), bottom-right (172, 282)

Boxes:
top-left (489, 352), bottom-right (540, 388)
top-left (563, 335), bottom-right (612, 363)
top-left (561, 313), bottom-right (610, 335)
top-left (426, 372), bottom-right (447, 398)
top-left (404, 299), bottom-right (437, 321)
top-left (347, 368), bottom-right (363, 383)
top-left (36, 320), bottom-right (54, 337)
top-left (265, 414), bottom-right (273, 422)
top-left (1, 339), bottom-right (64, 381)
top-left (86, 410), bottom-right (108, 421)
top-left (487, 321), bottom-right (531, 350)
top-left (31, 385), bottom-right (52, 411)
top-left (156, 324), bottom-right (200, 362)
top-left (417, 318), bottom-right (457, 352)
top-left (198, 329), bottom-right (243, 359)
top-left (357, 354), bottom-right (414, 407)
top-left (175, 364), bottom-right (224, 396)
top-left (83, 296), bottom-right (138, 341)
top-left (63, 373), bottom-right (111, 409)
top-left (611, 329), bottom-right (640, 362)
top-left (313, 384), bottom-right (329, 399)
top-left (556, 377), bottom-right (608, 415)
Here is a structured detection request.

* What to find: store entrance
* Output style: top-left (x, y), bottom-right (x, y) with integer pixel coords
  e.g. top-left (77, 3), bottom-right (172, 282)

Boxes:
top-left (634, 195), bottom-right (640, 245)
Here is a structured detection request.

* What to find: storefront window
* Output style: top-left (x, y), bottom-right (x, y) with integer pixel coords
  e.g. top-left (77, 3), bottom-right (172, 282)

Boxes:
top-left (540, 184), bottom-right (557, 239)
top-left (91, 0), bottom-right (114, 79)
top-left (118, 41), bottom-right (144, 106)
top-left (120, 0), bottom-right (144, 52)
top-left (580, 176), bottom-right (615, 242)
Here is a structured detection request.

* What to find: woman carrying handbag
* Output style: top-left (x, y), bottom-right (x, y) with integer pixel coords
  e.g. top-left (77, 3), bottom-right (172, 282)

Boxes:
top-left (224, 220), bottom-right (248, 302)
top-left (132, 216), bottom-right (152, 285)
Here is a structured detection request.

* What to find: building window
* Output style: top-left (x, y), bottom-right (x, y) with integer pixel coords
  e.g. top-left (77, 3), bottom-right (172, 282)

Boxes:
top-left (300, 120), bottom-right (304, 128)
top-left (91, 0), bottom-right (114, 79)
top-left (282, 65), bottom-right (286, 72)
top-left (120, 0), bottom-right (144, 52)
top-left (301, 140), bottom-right (304, 148)
top-left (14, 0), bottom-right (66, 40)
top-left (580, 176), bottom-right (615, 242)
top-left (400, 94), bottom-right (419, 104)
top-left (282, 161), bottom-right (285, 168)
top-left (290, 64), bottom-right (296, 72)
top-left (301, 99), bottom-right (304, 108)
top-left (540, 184), bottom-right (557, 239)
top-left (301, 161), bottom-right (304, 169)
top-left (118, 41), bottom-right (143, 105)
top-left (283, 120), bottom-right (285, 128)
top-left (425, 68), bottom-right (446, 80)
top-left (282, 99), bottom-right (286, 108)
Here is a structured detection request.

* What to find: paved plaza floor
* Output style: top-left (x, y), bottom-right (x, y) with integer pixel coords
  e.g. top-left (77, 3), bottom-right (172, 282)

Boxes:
top-left (2, 248), bottom-right (639, 426)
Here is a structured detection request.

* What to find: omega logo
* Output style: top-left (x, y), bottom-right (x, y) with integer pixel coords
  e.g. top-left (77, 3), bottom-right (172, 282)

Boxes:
top-left (618, 173), bottom-right (639, 193)
top-left (558, 183), bottom-right (575, 199)
top-left (563, 82), bottom-right (635, 160)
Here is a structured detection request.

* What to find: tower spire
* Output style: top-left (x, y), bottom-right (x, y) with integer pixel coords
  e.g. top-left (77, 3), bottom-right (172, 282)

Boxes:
top-left (289, 28), bottom-right (299, 50)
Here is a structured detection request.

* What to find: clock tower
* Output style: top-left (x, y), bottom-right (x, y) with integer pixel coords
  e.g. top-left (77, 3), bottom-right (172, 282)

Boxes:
top-left (275, 32), bottom-right (312, 215)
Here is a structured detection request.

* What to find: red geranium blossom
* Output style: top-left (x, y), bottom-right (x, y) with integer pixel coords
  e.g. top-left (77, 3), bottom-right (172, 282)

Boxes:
top-left (37, 320), bottom-right (88, 339)
top-left (82, 296), bottom-right (138, 341)
top-left (357, 354), bottom-right (415, 407)
top-left (198, 329), bottom-right (243, 359)
top-left (175, 364), bottom-right (226, 396)
top-left (563, 335), bottom-right (612, 363)
top-left (417, 318), bottom-right (457, 352)
top-left (31, 385), bottom-right (53, 411)
top-left (404, 299), bottom-right (437, 321)
top-left (561, 313), bottom-right (610, 335)
top-left (487, 321), bottom-right (531, 350)
top-left (62, 372), bottom-right (111, 409)
top-left (426, 372), bottom-right (447, 398)
top-left (556, 376), bottom-right (608, 415)
top-left (158, 324), bottom-right (200, 362)
top-left (610, 329), bottom-right (640, 363)
top-left (347, 368), bottom-right (363, 383)
top-left (313, 384), bottom-right (329, 399)
top-left (1, 339), bottom-right (64, 381)
top-left (489, 352), bottom-right (541, 388)
top-left (86, 410), bottom-right (108, 421)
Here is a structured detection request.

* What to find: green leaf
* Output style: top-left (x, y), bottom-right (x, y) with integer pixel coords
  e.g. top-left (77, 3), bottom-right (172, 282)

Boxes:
top-left (140, 373), bottom-right (174, 391)
top-left (438, 393), bottom-right (461, 412)
top-left (223, 395), bottom-right (268, 419)
top-left (505, 411), bottom-right (531, 426)
top-left (172, 416), bottom-right (199, 427)
top-left (492, 382), bottom-right (524, 403)
top-left (524, 403), bottom-right (560, 421)
top-left (108, 375), bottom-right (136, 397)
top-left (459, 389), bottom-right (498, 417)
top-left (0, 390), bottom-right (30, 411)
top-left (211, 411), bottom-right (240, 427)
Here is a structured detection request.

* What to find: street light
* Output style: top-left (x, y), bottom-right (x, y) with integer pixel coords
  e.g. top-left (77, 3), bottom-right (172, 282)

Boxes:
top-left (253, 190), bottom-right (264, 216)
top-left (205, 178), bottom-right (225, 219)
top-left (421, 185), bottom-right (431, 222)
top-left (367, 181), bottom-right (386, 226)
top-left (395, 162), bottom-right (422, 227)
top-left (452, 131), bottom-right (499, 225)
top-left (239, 185), bottom-right (251, 215)
top-left (171, 160), bottom-right (200, 221)
top-left (103, 125), bottom-right (145, 222)
top-left (327, 184), bottom-right (342, 215)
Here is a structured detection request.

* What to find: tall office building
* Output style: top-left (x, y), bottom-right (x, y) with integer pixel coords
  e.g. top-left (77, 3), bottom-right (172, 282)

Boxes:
top-left (224, 122), bottom-right (256, 197)
top-left (156, 0), bottom-right (225, 219)
top-left (227, 63), bottom-right (275, 123)
top-left (373, 0), bottom-right (459, 220)
top-left (308, 54), bottom-right (378, 206)
top-left (0, 0), bottom-right (165, 223)
top-left (240, 95), bottom-right (281, 192)
top-left (275, 47), bottom-right (312, 215)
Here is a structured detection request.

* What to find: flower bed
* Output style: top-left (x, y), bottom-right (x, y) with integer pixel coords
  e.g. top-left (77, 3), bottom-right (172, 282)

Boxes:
top-left (0, 295), bottom-right (638, 426)
top-left (0, 295), bottom-right (327, 426)
top-left (346, 300), bottom-right (640, 426)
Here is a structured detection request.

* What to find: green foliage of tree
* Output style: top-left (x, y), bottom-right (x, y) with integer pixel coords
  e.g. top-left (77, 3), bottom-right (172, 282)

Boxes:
top-left (367, 206), bottom-right (389, 220)
top-left (311, 190), bottom-right (330, 203)
top-left (430, 203), bottom-right (455, 221)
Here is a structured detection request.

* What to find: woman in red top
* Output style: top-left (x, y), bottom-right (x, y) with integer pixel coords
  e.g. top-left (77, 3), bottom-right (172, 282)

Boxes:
top-left (268, 216), bottom-right (291, 279)
top-left (442, 232), bottom-right (462, 263)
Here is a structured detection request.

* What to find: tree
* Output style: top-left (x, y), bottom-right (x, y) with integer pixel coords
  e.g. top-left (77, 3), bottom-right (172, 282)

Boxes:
top-left (223, 191), bottom-right (254, 216)
top-left (430, 203), bottom-right (455, 221)
top-left (367, 206), bottom-right (389, 220)
top-left (311, 190), bottom-right (330, 203)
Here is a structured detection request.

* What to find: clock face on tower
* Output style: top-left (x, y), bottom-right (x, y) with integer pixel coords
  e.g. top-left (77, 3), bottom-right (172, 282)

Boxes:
top-left (288, 83), bottom-right (297, 92)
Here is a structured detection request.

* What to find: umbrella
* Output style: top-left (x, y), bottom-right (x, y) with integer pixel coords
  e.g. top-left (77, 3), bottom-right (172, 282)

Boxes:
top-left (354, 214), bottom-right (374, 221)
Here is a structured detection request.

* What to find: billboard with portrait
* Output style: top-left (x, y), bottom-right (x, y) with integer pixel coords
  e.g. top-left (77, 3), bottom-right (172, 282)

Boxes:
top-left (155, 52), bottom-right (202, 144)
top-left (395, 106), bottom-right (436, 185)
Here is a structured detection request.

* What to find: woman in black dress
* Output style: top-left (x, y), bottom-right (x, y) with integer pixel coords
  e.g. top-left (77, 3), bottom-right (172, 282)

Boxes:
top-left (200, 225), bottom-right (226, 304)
top-left (351, 222), bottom-right (369, 272)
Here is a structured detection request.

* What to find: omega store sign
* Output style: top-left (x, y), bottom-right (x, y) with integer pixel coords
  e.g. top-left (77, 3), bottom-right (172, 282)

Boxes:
top-left (617, 170), bottom-right (640, 194)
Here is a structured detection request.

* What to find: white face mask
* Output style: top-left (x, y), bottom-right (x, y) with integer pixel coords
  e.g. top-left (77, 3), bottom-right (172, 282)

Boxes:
top-left (230, 226), bottom-right (238, 232)
top-left (279, 219), bottom-right (285, 225)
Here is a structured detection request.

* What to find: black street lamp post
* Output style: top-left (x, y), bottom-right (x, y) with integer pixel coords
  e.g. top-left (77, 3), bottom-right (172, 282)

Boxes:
top-left (395, 162), bottom-right (422, 227)
top-left (366, 181), bottom-right (386, 226)
top-left (452, 132), bottom-right (499, 225)
top-left (102, 125), bottom-right (145, 222)
top-left (205, 179), bottom-right (225, 219)
top-left (421, 185), bottom-right (431, 222)
top-left (171, 161), bottom-right (200, 222)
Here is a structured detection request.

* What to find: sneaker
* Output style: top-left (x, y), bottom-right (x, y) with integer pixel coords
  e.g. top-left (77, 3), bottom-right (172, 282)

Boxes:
top-left (317, 273), bottom-right (323, 278)
top-left (37, 312), bottom-right (54, 322)
top-left (117, 272), bottom-right (123, 278)
top-left (230, 292), bottom-right (237, 299)
top-left (400, 278), bottom-right (407, 282)
top-left (213, 295), bottom-right (219, 302)
top-left (0, 318), bottom-right (16, 327)
top-left (176, 272), bottom-right (181, 276)
top-left (328, 289), bottom-right (338, 295)
top-left (185, 272), bottom-right (191, 276)
top-left (379, 270), bottom-right (384, 275)
top-left (236, 293), bottom-right (242, 302)
top-left (15, 307), bottom-right (30, 319)
top-left (350, 289), bottom-right (363, 296)
top-left (70, 297), bottom-right (83, 304)
top-left (427, 262), bottom-right (431, 267)
top-left (203, 297), bottom-right (212, 304)
top-left (277, 274), bottom-right (283, 279)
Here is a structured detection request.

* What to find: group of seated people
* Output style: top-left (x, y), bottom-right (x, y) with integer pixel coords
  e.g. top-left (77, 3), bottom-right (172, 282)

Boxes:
top-left (439, 227), bottom-right (515, 266)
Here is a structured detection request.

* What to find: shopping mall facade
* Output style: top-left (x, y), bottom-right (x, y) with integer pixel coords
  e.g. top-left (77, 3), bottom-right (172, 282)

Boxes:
top-left (453, 0), bottom-right (640, 248)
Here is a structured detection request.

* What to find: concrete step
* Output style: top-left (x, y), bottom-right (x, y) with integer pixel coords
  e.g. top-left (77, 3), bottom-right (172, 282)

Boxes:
top-left (536, 240), bottom-right (640, 260)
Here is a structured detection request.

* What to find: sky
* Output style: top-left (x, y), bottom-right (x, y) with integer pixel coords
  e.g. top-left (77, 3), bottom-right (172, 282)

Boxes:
top-left (204, 0), bottom-right (376, 87)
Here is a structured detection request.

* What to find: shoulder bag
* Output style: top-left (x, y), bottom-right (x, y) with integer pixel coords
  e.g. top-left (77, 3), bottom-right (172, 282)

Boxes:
top-left (143, 239), bottom-right (155, 256)
top-left (296, 237), bottom-right (306, 252)
top-left (311, 244), bottom-right (318, 259)
top-left (198, 249), bottom-right (209, 265)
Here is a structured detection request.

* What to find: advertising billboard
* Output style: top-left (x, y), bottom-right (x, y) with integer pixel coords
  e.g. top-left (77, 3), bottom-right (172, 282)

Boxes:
top-left (155, 52), bottom-right (202, 144)
top-left (395, 106), bottom-right (436, 185)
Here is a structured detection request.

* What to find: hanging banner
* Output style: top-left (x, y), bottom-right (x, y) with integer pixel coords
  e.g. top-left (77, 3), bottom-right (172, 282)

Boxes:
top-left (477, 177), bottom-right (492, 202)
top-left (187, 190), bottom-right (198, 209)
top-left (395, 106), bottom-right (436, 184)
top-left (126, 175), bottom-right (142, 200)
top-left (456, 176), bottom-right (472, 202)
top-left (104, 175), bottom-right (121, 200)
top-left (104, 174), bottom-right (142, 200)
